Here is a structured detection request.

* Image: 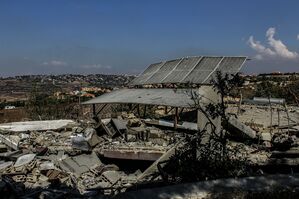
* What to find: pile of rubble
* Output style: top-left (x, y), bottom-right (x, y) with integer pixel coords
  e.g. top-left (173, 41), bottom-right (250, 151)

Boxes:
top-left (0, 114), bottom-right (182, 198)
top-left (1, 105), bottom-right (299, 198)
top-left (227, 104), bottom-right (299, 167)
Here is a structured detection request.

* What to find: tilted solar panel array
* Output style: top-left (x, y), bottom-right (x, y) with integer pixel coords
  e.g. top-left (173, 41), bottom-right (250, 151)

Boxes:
top-left (146, 59), bottom-right (181, 84)
top-left (129, 56), bottom-right (247, 85)
top-left (162, 57), bottom-right (201, 83)
top-left (182, 56), bottom-right (223, 84)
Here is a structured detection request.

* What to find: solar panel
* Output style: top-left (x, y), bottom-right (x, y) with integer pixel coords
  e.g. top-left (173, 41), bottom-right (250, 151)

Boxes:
top-left (145, 59), bottom-right (181, 84)
top-left (205, 57), bottom-right (247, 83)
top-left (129, 62), bottom-right (164, 85)
top-left (182, 56), bottom-right (223, 84)
top-left (162, 57), bottom-right (201, 83)
top-left (129, 56), bottom-right (247, 85)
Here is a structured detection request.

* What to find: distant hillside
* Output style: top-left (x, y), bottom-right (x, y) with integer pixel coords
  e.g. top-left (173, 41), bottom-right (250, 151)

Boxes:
top-left (0, 74), bottom-right (136, 95)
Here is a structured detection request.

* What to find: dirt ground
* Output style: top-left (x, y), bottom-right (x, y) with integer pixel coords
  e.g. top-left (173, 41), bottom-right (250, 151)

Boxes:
top-left (0, 108), bottom-right (28, 123)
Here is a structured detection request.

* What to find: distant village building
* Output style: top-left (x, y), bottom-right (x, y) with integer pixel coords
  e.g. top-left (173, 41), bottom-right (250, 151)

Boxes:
top-left (81, 92), bottom-right (95, 98)
top-left (53, 91), bottom-right (67, 100)
top-left (4, 105), bottom-right (16, 110)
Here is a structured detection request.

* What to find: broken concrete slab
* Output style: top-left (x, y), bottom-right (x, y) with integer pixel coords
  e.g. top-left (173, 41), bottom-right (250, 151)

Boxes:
top-left (100, 148), bottom-right (164, 161)
top-left (14, 154), bottom-right (36, 167)
top-left (145, 119), bottom-right (198, 132)
top-left (0, 150), bottom-right (22, 161)
top-left (46, 169), bottom-right (67, 181)
top-left (102, 170), bottom-right (121, 185)
top-left (39, 161), bottom-right (56, 171)
top-left (181, 122), bottom-right (197, 130)
top-left (260, 132), bottom-right (272, 141)
top-left (71, 136), bottom-right (90, 151)
top-left (226, 117), bottom-right (256, 139)
top-left (58, 152), bottom-right (101, 176)
top-left (0, 120), bottom-right (77, 132)
top-left (84, 127), bottom-right (103, 147)
top-left (72, 126), bottom-right (84, 134)
top-left (138, 140), bottom-right (184, 181)
top-left (0, 161), bottom-right (13, 170)
top-left (0, 134), bottom-right (20, 150)
top-left (71, 127), bottom-right (103, 150)
top-left (88, 175), bottom-right (111, 189)
top-left (0, 144), bottom-right (8, 152)
top-left (112, 118), bottom-right (127, 134)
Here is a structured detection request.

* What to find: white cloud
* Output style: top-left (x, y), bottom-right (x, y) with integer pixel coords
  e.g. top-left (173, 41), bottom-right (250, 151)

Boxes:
top-left (248, 36), bottom-right (275, 59)
top-left (297, 34), bottom-right (299, 40)
top-left (42, 60), bottom-right (68, 66)
top-left (248, 27), bottom-right (298, 60)
top-left (81, 64), bottom-right (112, 69)
top-left (266, 28), bottom-right (298, 59)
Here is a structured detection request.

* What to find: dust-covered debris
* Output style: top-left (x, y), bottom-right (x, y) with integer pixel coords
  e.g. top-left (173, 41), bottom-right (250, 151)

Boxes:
top-left (0, 115), bottom-right (181, 197)
top-left (1, 101), bottom-right (299, 198)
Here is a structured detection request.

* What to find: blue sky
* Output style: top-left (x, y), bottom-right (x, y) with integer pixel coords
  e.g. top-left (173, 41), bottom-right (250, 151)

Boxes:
top-left (0, 0), bottom-right (299, 76)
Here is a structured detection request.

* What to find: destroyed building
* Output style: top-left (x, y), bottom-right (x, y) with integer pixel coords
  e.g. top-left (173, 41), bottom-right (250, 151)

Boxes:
top-left (84, 56), bottom-right (247, 130)
top-left (1, 56), bottom-right (299, 198)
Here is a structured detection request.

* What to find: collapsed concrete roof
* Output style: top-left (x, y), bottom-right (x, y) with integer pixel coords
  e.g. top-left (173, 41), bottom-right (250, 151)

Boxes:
top-left (82, 86), bottom-right (218, 108)
top-left (0, 120), bottom-right (77, 132)
top-left (129, 56), bottom-right (247, 85)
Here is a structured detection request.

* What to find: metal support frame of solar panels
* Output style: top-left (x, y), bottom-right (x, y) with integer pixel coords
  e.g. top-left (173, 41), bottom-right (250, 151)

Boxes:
top-left (129, 56), bottom-right (247, 86)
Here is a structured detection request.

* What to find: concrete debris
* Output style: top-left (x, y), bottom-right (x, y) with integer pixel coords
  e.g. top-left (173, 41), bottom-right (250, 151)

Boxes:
top-left (0, 150), bottom-right (22, 160)
top-left (227, 104), bottom-right (299, 128)
top-left (0, 144), bottom-right (7, 153)
top-left (98, 121), bottom-right (117, 137)
top-left (71, 136), bottom-right (90, 151)
top-left (84, 127), bottom-right (103, 147)
top-left (102, 170), bottom-right (121, 185)
top-left (145, 119), bottom-right (198, 131)
top-left (14, 154), bottom-right (36, 167)
top-left (128, 118), bottom-right (142, 127)
top-left (0, 102), bottom-right (299, 198)
top-left (181, 122), bottom-right (198, 130)
top-left (39, 161), bottom-right (56, 171)
top-left (72, 126), bottom-right (84, 133)
top-left (0, 114), bottom-right (184, 197)
top-left (0, 161), bottom-right (13, 170)
top-left (59, 152), bottom-right (101, 176)
top-left (138, 140), bottom-right (184, 181)
top-left (0, 134), bottom-right (20, 150)
top-left (112, 118), bottom-right (128, 134)
top-left (272, 133), bottom-right (297, 151)
top-left (0, 120), bottom-right (77, 132)
top-left (260, 132), bottom-right (272, 141)
top-left (227, 117), bottom-right (256, 139)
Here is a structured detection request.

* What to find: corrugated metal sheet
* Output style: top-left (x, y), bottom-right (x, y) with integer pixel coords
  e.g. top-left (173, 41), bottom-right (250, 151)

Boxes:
top-left (82, 87), bottom-right (217, 107)
top-left (129, 56), bottom-right (247, 85)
